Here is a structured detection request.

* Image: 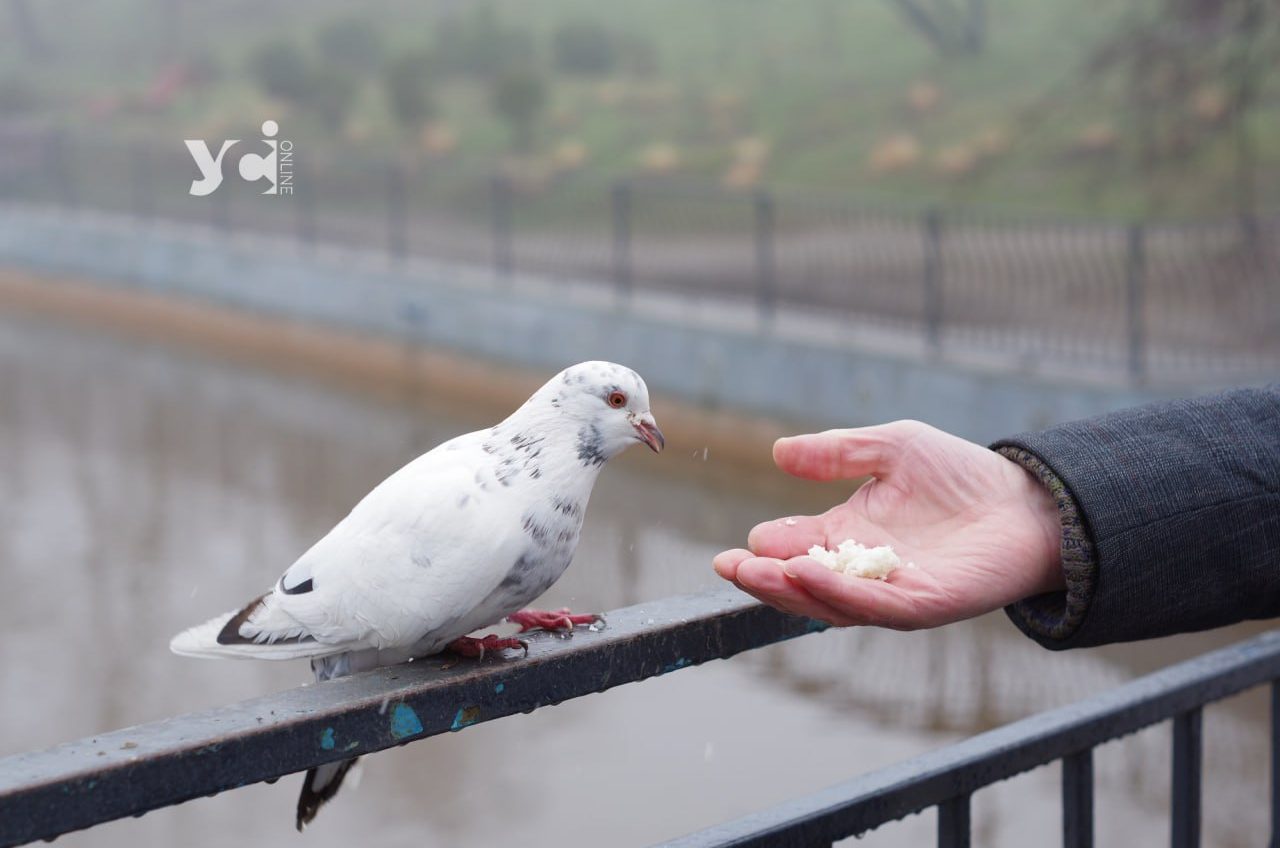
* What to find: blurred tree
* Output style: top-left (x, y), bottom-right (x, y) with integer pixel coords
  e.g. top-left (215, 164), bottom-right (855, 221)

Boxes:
top-left (616, 32), bottom-right (660, 78)
top-left (433, 4), bottom-right (533, 80)
top-left (0, 76), bottom-right (38, 114)
top-left (317, 18), bottom-right (384, 76)
top-left (249, 40), bottom-right (312, 105)
top-left (7, 0), bottom-right (51, 61)
top-left (553, 22), bottom-right (617, 76)
top-left (384, 51), bottom-right (436, 136)
top-left (490, 66), bottom-right (547, 151)
top-left (158, 0), bottom-right (183, 62)
top-left (1088, 0), bottom-right (1277, 219)
top-left (308, 68), bottom-right (358, 132)
top-left (886, 0), bottom-right (985, 55)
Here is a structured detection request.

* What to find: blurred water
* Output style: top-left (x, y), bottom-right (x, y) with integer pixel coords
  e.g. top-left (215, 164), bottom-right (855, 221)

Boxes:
top-left (0, 314), bottom-right (1269, 847)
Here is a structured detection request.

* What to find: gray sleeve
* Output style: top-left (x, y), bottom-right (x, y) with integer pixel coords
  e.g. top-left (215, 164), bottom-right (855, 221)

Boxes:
top-left (992, 385), bottom-right (1280, 650)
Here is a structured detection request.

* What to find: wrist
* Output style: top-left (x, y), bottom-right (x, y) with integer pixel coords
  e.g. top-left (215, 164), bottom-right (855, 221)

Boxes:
top-left (993, 442), bottom-right (1099, 646)
top-left (1018, 464), bottom-right (1066, 594)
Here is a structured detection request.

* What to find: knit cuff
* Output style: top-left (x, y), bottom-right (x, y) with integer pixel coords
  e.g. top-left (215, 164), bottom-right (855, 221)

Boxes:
top-left (994, 445), bottom-right (1098, 646)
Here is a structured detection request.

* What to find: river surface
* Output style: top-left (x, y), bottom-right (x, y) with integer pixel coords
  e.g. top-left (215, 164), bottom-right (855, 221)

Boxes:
top-left (0, 313), bottom-right (1269, 847)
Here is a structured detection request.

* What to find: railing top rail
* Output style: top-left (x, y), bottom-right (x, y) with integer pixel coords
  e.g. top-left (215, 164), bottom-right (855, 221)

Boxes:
top-left (661, 629), bottom-right (1280, 848)
top-left (0, 589), bottom-right (822, 848)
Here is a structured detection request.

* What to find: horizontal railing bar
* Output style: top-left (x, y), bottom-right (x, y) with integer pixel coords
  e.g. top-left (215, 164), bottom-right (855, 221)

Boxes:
top-left (0, 588), bottom-right (825, 848)
top-left (660, 630), bottom-right (1280, 848)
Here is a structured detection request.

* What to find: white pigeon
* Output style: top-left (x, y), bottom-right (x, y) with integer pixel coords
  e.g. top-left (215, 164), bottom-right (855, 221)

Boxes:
top-left (170, 361), bottom-right (664, 828)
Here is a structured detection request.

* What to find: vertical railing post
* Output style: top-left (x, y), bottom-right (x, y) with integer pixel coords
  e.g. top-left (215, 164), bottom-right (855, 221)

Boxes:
top-left (1063, 750), bottom-right (1095, 848)
top-left (387, 162), bottom-right (407, 263)
top-left (210, 171), bottom-right (231, 235)
top-left (131, 143), bottom-right (153, 222)
top-left (1172, 708), bottom-right (1203, 848)
top-left (754, 188), bottom-right (777, 321)
top-left (922, 208), bottom-right (944, 354)
top-left (295, 158), bottom-right (315, 249)
top-left (1271, 681), bottom-right (1280, 848)
top-left (612, 180), bottom-right (632, 299)
top-left (491, 173), bottom-right (513, 280)
top-left (46, 129), bottom-right (76, 211)
top-left (1126, 223), bottom-right (1147, 383)
top-left (937, 794), bottom-right (971, 848)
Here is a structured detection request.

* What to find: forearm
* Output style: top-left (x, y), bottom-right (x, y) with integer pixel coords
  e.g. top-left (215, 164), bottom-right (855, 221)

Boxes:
top-left (995, 385), bottom-right (1280, 650)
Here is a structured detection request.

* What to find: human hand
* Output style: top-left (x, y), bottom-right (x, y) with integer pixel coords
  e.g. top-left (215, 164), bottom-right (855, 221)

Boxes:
top-left (713, 421), bottom-right (1063, 629)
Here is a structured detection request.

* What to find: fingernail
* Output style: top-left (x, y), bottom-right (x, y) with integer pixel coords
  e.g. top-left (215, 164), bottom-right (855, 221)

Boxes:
top-left (781, 561), bottom-right (798, 578)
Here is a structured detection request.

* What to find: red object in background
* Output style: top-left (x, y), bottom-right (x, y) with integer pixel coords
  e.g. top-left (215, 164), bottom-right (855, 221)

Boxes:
top-left (143, 64), bottom-right (190, 112)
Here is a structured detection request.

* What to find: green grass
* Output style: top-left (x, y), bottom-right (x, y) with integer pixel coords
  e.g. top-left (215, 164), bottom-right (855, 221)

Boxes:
top-left (2, 0), bottom-right (1277, 220)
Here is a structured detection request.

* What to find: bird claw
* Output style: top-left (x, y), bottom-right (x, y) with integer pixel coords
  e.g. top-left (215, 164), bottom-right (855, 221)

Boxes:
top-left (447, 634), bottom-right (529, 660)
top-left (506, 607), bottom-right (606, 634)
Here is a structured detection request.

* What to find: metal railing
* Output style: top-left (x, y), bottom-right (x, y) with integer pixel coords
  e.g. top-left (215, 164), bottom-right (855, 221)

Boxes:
top-left (1, 587), bottom-right (1278, 847)
top-left (668, 627), bottom-right (1280, 848)
top-left (1, 126), bottom-right (1277, 382)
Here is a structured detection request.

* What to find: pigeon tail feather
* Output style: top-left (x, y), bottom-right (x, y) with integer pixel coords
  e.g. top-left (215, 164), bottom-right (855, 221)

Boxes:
top-left (297, 759), bottom-right (360, 831)
top-left (168, 595), bottom-right (342, 661)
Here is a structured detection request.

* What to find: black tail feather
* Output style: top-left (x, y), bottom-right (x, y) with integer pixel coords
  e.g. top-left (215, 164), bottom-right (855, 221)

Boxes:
top-left (296, 757), bottom-right (359, 831)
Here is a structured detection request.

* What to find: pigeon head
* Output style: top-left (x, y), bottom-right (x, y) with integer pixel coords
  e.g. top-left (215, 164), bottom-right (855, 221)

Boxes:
top-left (539, 361), bottom-right (664, 464)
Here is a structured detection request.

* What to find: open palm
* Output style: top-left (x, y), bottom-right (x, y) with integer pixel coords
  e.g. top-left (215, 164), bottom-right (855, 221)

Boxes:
top-left (713, 421), bottom-right (1064, 629)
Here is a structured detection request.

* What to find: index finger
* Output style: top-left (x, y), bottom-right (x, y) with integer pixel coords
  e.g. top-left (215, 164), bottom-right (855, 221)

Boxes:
top-left (747, 514), bottom-right (826, 559)
top-left (773, 421), bottom-right (926, 482)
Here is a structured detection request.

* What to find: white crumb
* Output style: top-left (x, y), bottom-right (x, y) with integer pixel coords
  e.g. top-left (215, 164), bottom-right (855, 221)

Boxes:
top-left (783, 518), bottom-right (798, 526)
top-left (806, 539), bottom-right (900, 580)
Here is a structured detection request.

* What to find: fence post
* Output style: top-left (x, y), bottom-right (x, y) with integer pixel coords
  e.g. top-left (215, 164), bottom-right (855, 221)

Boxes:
top-left (1171, 708), bottom-right (1203, 848)
top-left (1271, 681), bottom-right (1280, 847)
top-left (131, 144), bottom-right (153, 222)
top-left (46, 129), bottom-right (76, 210)
top-left (1062, 750), bottom-right (1095, 848)
top-left (1125, 223), bottom-right (1147, 383)
top-left (387, 162), bottom-right (407, 263)
top-left (923, 208), bottom-right (944, 353)
top-left (938, 794), bottom-right (971, 848)
top-left (491, 173), bottom-right (513, 279)
top-left (295, 158), bottom-right (315, 248)
top-left (210, 173), bottom-right (231, 234)
top-left (754, 189), bottom-right (777, 320)
top-left (612, 180), bottom-right (632, 299)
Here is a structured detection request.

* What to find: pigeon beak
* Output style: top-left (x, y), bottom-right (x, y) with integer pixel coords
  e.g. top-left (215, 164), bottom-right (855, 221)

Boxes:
top-left (632, 414), bottom-right (665, 453)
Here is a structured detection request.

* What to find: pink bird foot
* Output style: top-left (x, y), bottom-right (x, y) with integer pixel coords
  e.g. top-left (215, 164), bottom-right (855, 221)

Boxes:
top-left (446, 633), bottom-right (529, 659)
top-left (506, 607), bottom-right (605, 633)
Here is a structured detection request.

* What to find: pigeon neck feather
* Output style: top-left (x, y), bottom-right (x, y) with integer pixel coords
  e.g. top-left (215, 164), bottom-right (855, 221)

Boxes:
top-left (484, 401), bottom-right (611, 495)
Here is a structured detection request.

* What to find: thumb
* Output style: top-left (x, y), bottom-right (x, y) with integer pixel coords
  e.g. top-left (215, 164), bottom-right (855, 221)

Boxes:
top-left (773, 421), bottom-right (921, 482)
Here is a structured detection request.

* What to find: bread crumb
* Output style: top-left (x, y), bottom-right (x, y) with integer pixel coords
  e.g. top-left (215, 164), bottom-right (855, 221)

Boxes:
top-left (806, 540), bottom-right (900, 579)
top-left (783, 518), bottom-right (798, 526)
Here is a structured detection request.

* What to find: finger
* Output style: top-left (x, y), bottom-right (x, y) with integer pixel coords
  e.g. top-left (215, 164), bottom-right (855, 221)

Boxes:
top-left (735, 557), bottom-right (861, 625)
top-left (784, 557), bottom-right (928, 629)
top-left (713, 548), bottom-right (753, 581)
top-left (773, 421), bottom-right (925, 482)
top-left (746, 514), bottom-right (826, 559)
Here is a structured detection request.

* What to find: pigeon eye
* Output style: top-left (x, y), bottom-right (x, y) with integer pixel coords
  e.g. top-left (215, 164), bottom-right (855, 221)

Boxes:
top-left (607, 391), bottom-right (627, 408)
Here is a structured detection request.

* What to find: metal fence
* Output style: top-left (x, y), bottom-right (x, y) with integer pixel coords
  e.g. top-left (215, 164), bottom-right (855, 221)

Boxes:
top-left (1, 126), bottom-right (1277, 381)
top-left (1, 588), bottom-right (1278, 847)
